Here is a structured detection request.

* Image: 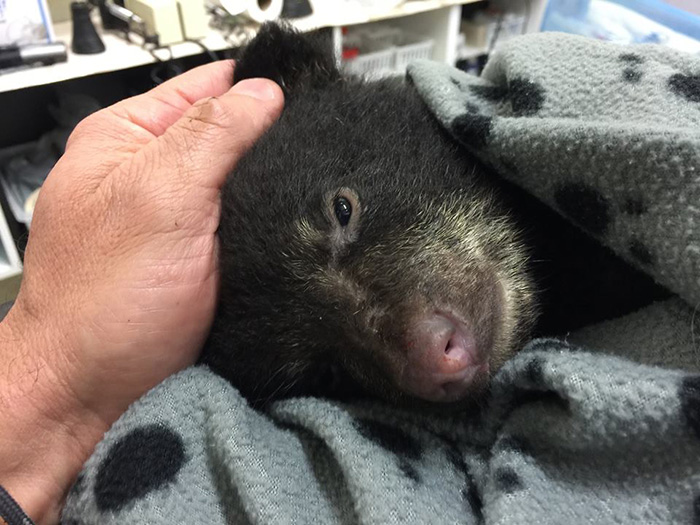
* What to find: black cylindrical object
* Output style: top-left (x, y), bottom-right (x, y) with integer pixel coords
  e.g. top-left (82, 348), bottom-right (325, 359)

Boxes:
top-left (0, 47), bottom-right (22, 69)
top-left (0, 43), bottom-right (68, 70)
top-left (281, 0), bottom-right (313, 19)
top-left (71, 2), bottom-right (106, 54)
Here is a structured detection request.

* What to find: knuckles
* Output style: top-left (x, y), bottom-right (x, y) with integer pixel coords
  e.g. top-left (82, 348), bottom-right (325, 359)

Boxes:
top-left (65, 111), bottom-right (111, 150)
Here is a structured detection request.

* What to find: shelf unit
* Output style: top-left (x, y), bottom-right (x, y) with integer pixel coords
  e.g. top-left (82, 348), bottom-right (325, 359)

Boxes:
top-left (0, 20), bottom-right (230, 94)
top-left (341, 2), bottom-right (465, 65)
top-left (0, 0), bottom-right (546, 293)
top-left (0, 0), bottom-right (478, 94)
top-left (0, 0), bottom-right (548, 93)
top-left (295, 0), bottom-right (473, 30)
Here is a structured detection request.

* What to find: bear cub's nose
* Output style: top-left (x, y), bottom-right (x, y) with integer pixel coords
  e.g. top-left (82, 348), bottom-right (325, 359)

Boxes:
top-left (399, 313), bottom-right (489, 403)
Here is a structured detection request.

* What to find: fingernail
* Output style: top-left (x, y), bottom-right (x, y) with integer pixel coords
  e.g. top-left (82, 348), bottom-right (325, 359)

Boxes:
top-left (231, 78), bottom-right (279, 101)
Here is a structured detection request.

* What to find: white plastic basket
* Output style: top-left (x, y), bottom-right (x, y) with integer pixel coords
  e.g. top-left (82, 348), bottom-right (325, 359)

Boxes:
top-left (343, 47), bottom-right (396, 79)
top-left (362, 24), bottom-right (403, 48)
top-left (395, 38), bottom-right (434, 70)
top-left (342, 25), bottom-right (434, 80)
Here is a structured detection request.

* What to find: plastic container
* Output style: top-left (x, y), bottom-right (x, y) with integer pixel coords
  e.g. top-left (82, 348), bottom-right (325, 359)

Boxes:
top-left (342, 24), bottom-right (434, 79)
top-left (343, 46), bottom-right (396, 78)
top-left (395, 38), bottom-right (434, 69)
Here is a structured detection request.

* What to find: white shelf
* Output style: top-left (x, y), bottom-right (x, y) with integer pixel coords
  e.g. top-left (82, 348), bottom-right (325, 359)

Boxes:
top-left (294, 0), bottom-right (478, 31)
top-left (0, 18), bottom-right (235, 94)
top-left (0, 0), bottom-right (478, 94)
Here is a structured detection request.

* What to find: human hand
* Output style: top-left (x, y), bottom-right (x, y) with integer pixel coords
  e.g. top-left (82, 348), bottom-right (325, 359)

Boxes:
top-left (0, 61), bottom-right (283, 523)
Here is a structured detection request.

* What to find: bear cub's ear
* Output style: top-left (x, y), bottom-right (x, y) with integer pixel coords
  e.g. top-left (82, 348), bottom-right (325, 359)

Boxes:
top-left (233, 22), bottom-right (342, 96)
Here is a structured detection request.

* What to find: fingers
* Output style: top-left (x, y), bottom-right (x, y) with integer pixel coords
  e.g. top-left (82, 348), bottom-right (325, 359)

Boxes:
top-left (67, 60), bottom-right (236, 153)
top-left (110, 59), bottom-right (237, 137)
top-left (144, 78), bottom-right (285, 190)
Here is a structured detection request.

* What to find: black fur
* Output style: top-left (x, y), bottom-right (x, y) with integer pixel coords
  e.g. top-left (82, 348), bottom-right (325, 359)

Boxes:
top-left (234, 22), bottom-right (341, 96)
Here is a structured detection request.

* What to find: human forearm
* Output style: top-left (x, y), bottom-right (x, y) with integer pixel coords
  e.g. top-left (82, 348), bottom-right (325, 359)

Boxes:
top-left (0, 306), bottom-right (108, 524)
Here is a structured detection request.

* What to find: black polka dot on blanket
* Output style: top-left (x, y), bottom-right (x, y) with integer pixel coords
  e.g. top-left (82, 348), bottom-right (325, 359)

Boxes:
top-left (628, 239), bottom-right (655, 266)
top-left (554, 182), bottom-right (611, 236)
top-left (451, 114), bottom-right (492, 149)
top-left (494, 467), bottom-right (524, 494)
top-left (623, 69), bottom-right (642, 83)
top-left (680, 375), bottom-right (700, 440)
top-left (694, 494), bottom-right (700, 524)
top-left (509, 79), bottom-right (545, 116)
top-left (94, 425), bottom-right (186, 512)
top-left (669, 74), bottom-right (700, 103)
top-left (619, 53), bottom-right (643, 83)
top-left (619, 53), bottom-right (644, 64)
top-left (470, 79), bottom-right (545, 116)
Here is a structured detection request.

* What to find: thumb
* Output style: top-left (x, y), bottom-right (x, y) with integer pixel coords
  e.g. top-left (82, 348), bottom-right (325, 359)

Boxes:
top-left (150, 78), bottom-right (284, 190)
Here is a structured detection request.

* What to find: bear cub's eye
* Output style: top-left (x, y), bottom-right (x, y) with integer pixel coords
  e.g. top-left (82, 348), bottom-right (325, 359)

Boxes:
top-left (334, 197), bottom-right (352, 227)
top-left (327, 188), bottom-right (360, 234)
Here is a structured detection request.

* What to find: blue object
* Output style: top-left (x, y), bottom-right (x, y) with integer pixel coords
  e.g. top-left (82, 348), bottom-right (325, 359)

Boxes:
top-left (542, 0), bottom-right (700, 46)
top-left (613, 0), bottom-right (700, 40)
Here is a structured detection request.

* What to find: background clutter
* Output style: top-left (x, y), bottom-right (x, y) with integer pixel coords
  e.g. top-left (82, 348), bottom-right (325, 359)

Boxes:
top-left (342, 23), bottom-right (434, 78)
top-left (0, 0), bottom-right (697, 291)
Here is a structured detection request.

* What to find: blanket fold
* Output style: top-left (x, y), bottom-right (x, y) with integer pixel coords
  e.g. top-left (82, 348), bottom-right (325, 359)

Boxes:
top-left (63, 338), bottom-right (700, 524)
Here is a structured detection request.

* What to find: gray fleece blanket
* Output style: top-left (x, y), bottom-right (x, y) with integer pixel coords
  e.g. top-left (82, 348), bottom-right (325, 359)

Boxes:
top-left (63, 33), bottom-right (700, 524)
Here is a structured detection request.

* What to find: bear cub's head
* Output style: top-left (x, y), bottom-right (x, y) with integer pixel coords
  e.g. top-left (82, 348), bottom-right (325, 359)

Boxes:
top-left (201, 23), bottom-right (536, 409)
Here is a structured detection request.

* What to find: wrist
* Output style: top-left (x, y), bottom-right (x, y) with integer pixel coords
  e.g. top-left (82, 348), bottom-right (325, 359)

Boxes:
top-left (0, 301), bottom-right (108, 524)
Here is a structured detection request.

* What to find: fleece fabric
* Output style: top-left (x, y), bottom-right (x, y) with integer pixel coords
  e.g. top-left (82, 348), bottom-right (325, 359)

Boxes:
top-left (407, 32), bottom-right (700, 307)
